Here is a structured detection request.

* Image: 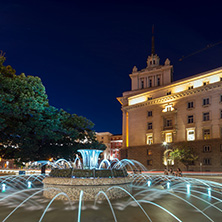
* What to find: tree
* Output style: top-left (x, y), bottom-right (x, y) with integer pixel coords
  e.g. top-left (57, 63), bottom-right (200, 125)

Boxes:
top-left (170, 143), bottom-right (198, 171)
top-left (0, 52), bottom-right (106, 167)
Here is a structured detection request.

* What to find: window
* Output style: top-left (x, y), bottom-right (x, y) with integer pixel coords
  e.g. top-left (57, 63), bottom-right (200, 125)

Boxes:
top-left (157, 77), bottom-right (160, 86)
top-left (203, 81), bottom-right (209, 86)
top-left (188, 86), bottom-right (193, 90)
top-left (153, 60), bottom-right (155, 65)
top-left (146, 133), bottom-right (153, 145)
top-left (220, 95), bottom-right (222, 102)
top-left (203, 98), bottom-right (210, 106)
top-left (187, 129), bottom-right (195, 141)
top-left (165, 119), bottom-right (172, 127)
top-left (166, 91), bottom-right (171, 95)
top-left (203, 145), bottom-right (211, 152)
top-left (220, 110), bottom-right (222, 119)
top-left (147, 111), bottom-right (152, 117)
top-left (187, 115), bottom-right (194, 124)
top-left (220, 144), bottom-right (222, 152)
top-left (187, 101), bottom-right (194, 109)
top-left (141, 80), bottom-right (144, 89)
top-left (165, 133), bottom-right (172, 143)
top-left (150, 61), bottom-right (152, 65)
top-left (147, 160), bottom-right (153, 166)
top-left (148, 97), bottom-right (152, 100)
top-left (203, 112), bottom-right (210, 121)
top-left (147, 149), bottom-right (152, 156)
top-left (149, 79), bottom-right (152, 87)
top-left (203, 129), bottom-right (211, 140)
top-left (203, 158), bottom-right (211, 165)
top-left (147, 122), bottom-right (152, 130)
top-left (220, 77), bottom-right (222, 82)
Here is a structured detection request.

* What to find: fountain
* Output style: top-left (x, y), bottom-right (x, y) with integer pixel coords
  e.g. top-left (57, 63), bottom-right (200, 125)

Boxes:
top-left (1, 151), bottom-right (222, 221)
top-left (43, 149), bottom-right (132, 201)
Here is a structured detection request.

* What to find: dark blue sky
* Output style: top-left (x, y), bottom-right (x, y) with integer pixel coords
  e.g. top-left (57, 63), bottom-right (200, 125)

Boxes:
top-left (1, 0), bottom-right (222, 134)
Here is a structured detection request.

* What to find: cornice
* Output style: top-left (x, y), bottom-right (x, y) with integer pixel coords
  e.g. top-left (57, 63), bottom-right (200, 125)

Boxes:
top-left (123, 81), bottom-right (222, 111)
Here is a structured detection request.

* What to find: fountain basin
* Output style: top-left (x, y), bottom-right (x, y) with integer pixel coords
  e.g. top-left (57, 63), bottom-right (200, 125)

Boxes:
top-left (43, 176), bottom-right (132, 201)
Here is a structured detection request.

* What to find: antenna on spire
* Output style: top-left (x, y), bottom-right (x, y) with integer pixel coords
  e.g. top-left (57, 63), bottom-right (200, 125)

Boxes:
top-left (151, 24), bottom-right (155, 55)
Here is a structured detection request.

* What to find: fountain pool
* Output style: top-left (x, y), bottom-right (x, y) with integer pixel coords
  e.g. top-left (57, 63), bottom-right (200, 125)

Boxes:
top-left (1, 150), bottom-right (222, 221)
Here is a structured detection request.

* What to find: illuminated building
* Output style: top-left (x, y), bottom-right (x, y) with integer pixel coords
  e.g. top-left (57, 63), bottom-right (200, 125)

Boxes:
top-left (96, 132), bottom-right (122, 160)
top-left (117, 34), bottom-right (222, 171)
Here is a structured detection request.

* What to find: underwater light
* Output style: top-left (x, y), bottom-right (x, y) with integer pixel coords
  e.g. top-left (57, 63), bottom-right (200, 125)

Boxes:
top-left (27, 181), bottom-right (32, 189)
top-left (208, 187), bottom-right (211, 197)
top-left (167, 182), bottom-right (170, 189)
top-left (147, 180), bottom-right (151, 187)
top-left (1, 183), bottom-right (6, 192)
top-left (187, 184), bottom-right (191, 195)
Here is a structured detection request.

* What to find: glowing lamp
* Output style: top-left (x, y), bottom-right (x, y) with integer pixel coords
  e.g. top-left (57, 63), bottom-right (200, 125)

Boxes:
top-left (147, 180), bottom-right (151, 187)
top-left (167, 182), bottom-right (170, 189)
top-left (27, 181), bottom-right (32, 189)
top-left (187, 184), bottom-right (191, 195)
top-left (208, 187), bottom-right (211, 197)
top-left (1, 183), bottom-right (6, 192)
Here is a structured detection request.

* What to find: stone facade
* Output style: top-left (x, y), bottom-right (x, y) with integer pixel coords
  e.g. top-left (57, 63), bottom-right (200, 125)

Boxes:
top-left (118, 36), bottom-right (222, 171)
top-left (124, 139), bottom-right (222, 171)
top-left (43, 177), bottom-right (132, 201)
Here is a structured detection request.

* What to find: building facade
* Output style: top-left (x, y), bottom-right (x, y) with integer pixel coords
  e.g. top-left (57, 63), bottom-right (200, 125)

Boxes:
top-left (96, 132), bottom-right (122, 160)
top-left (118, 38), bottom-right (222, 171)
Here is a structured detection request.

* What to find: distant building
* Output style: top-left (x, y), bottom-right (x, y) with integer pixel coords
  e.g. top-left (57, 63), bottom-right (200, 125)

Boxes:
top-left (96, 132), bottom-right (122, 160)
top-left (117, 34), bottom-right (222, 171)
top-left (110, 134), bottom-right (122, 159)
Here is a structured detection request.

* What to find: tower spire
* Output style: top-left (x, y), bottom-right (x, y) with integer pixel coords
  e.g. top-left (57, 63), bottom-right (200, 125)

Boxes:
top-left (151, 25), bottom-right (155, 55)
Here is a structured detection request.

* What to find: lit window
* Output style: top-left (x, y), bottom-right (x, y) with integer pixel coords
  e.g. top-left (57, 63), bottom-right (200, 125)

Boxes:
top-left (163, 104), bottom-right (174, 112)
top-left (147, 111), bottom-right (152, 117)
top-left (147, 149), bottom-right (152, 156)
top-left (187, 101), bottom-right (194, 109)
top-left (203, 112), bottom-right (210, 121)
top-left (203, 98), bottom-right (210, 106)
top-left (147, 122), bottom-right (152, 130)
top-left (187, 115), bottom-right (194, 124)
top-left (165, 133), bottom-right (172, 143)
top-left (146, 133), bottom-right (153, 145)
top-left (203, 145), bottom-right (211, 152)
top-left (203, 129), bottom-right (210, 140)
top-left (187, 129), bottom-right (195, 141)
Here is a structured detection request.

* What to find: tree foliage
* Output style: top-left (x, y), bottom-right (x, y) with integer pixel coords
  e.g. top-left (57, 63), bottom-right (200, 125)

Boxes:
top-left (170, 143), bottom-right (198, 171)
top-left (0, 52), bottom-right (106, 163)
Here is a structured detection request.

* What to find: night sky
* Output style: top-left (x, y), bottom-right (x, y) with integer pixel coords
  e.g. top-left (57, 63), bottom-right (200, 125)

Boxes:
top-left (1, 0), bottom-right (222, 135)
